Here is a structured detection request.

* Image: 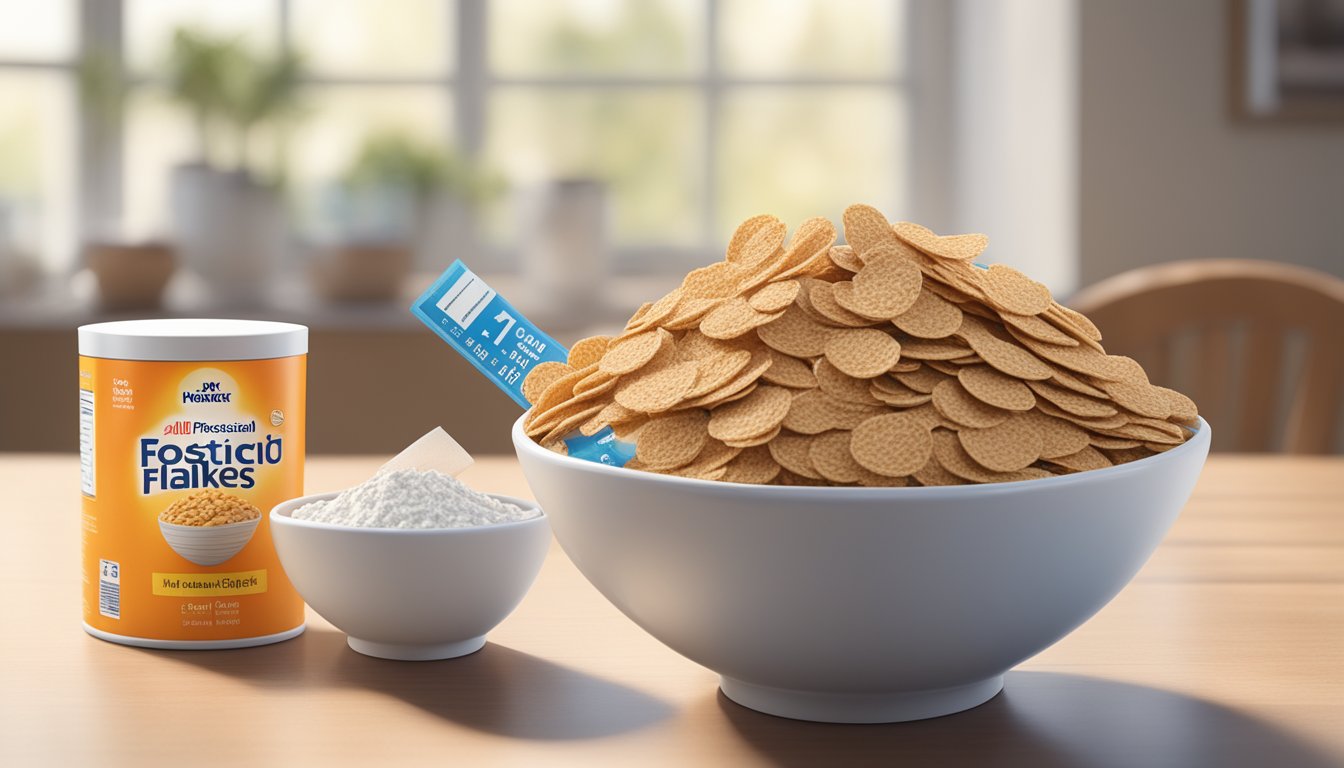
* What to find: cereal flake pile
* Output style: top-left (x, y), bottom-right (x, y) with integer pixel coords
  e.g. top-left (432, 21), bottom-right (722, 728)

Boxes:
top-left (159, 489), bottom-right (261, 526)
top-left (523, 205), bottom-right (1198, 486)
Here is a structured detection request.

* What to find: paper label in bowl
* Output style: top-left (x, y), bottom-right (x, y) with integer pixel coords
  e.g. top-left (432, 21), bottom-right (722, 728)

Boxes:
top-left (412, 260), bottom-right (635, 467)
top-left (563, 428), bottom-right (637, 467)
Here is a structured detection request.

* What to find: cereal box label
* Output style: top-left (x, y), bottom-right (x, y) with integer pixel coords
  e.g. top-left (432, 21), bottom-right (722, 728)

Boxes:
top-left (80, 355), bottom-right (306, 642)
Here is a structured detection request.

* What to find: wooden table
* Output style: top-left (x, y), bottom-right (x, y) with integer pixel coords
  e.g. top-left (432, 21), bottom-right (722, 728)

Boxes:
top-left (2, 455), bottom-right (1341, 767)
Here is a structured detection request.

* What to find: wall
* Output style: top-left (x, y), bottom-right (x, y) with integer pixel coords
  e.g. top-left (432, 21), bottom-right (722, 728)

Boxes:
top-left (0, 327), bottom-right (524, 455)
top-left (1078, 0), bottom-right (1344, 287)
top-left (907, 0), bottom-right (1079, 295)
top-left (953, 0), bottom-right (1079, 295)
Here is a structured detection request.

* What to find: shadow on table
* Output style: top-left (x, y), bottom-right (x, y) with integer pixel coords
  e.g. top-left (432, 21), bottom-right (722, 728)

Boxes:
top-left (716, 670), bottom-right (1338, 768)
top-left (148, 627), bottom-right (674, 741)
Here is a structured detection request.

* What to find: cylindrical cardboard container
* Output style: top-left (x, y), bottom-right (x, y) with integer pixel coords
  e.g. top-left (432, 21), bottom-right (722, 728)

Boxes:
top-left (78, 319), bottom-right (307, 649)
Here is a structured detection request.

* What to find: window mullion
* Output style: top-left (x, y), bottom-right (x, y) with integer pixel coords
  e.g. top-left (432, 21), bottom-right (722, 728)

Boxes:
top-left (702, 0), bottom-right (720, 255)
top-left (904, 0), bottom-right (955, 230)
top-left (894, 0), bottom-right (907, 222)
top-left (278, 0), bottom-right (291, 53)
top-left (77, 0), bottom-right (123, 256)
top-left (455, 0), bottom-right (487, 262)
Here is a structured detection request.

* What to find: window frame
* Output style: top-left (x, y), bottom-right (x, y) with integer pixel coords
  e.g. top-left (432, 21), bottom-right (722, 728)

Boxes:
top-left (462, 0), bottom-right (921, 274)
top-left (0, 0), bottom-right (88, 272)
top-left (14, 0), bottom-right (942, 275)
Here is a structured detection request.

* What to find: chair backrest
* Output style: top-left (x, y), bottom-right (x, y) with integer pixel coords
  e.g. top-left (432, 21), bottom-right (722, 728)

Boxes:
top-left (1067, 260), bottom-right (1344, 454)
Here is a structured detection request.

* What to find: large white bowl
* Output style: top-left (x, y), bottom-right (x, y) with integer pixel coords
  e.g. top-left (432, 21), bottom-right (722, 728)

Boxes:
top-left (159, 517), bottom-right (261, 567)
top-left (270, 492), bottom-right (550, 661)
top-left (513, 416), bottom-right (1211, 723)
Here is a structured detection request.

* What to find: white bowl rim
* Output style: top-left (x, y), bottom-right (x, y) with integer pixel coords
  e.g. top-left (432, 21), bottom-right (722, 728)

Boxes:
top-left (512, 413), bottom-right (1211, 499)
top-left (158, 515), bottom-right (262, 531)
top-left (270, 490), bottom-right (546, 535)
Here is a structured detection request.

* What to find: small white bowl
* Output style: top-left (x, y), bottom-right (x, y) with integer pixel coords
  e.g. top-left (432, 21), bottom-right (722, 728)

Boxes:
top-left (159, 517), bottom-right (261, 566)
top-left (270, 492), bottom-right (550, 660)
top-left (515, 415), bottom-right (1212, 723)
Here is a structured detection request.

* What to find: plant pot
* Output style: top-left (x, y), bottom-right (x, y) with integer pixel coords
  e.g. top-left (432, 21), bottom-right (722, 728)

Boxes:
top-left (171, 164), bottom-right (285, 306)
top-left (310, 241), bottom-right (411, 302)
top-left (85, 241), bottom-right (176, 310)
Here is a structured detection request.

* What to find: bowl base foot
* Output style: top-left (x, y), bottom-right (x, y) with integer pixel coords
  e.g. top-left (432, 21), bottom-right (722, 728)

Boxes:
top-left (719, 675), bottom-right (1004, 723)
top-left (346, 634), bottom-right (486, 661)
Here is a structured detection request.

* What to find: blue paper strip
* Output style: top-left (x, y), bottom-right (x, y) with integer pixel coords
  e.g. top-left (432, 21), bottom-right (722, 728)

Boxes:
top-left (564, 428), bottom-right (637, 467)
top-left (412, 260), bottom-right (636, 466)
top-left (411, 260), bottom-right (568, 409)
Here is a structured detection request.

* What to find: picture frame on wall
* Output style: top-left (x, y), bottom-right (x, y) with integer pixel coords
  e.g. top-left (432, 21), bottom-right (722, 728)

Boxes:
top-left (1230, 0), bottom-right (1344, 120)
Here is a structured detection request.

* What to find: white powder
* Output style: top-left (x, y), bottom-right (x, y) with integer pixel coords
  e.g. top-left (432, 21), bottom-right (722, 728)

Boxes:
top-left (292, 468), bottom-right (537, 529)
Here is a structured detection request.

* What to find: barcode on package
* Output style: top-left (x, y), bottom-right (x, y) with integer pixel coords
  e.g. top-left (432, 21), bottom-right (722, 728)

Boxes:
top-left (98, 559), bottom-right (120, 619)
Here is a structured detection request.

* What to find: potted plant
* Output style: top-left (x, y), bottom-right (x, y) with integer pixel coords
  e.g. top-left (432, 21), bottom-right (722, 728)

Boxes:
top-left (165, 28), bottom-right (305, 306)
top-left (311, 131), bottom-right (502, 302)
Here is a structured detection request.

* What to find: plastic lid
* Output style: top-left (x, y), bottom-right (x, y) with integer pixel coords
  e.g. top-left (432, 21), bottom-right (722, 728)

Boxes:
top-left (78, 319), bottom-right (308, 361)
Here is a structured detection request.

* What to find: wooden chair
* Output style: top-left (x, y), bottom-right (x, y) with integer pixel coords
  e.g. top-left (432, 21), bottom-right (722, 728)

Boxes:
top-left (1067, 260), bottom-right (1344, 454)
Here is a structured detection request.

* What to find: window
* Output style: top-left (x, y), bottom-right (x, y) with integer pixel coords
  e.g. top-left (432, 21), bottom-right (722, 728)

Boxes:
top-left (0, 0), bottom-right (78, 274)
top-left (0, 0), bottom-right (914, 275)
top-left (481, 0), bottom-right (910, 272)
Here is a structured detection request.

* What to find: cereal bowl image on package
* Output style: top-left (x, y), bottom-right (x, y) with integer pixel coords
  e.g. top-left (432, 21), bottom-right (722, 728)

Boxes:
top-left (157, 490), bottom-right (264, 566)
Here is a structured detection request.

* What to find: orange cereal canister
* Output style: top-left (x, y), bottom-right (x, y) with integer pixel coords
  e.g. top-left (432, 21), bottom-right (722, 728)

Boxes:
top-left (78, 319), bottom-right (307, 649)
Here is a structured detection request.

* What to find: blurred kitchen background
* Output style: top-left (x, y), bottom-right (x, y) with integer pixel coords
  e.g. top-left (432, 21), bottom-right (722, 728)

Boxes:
top-left (1, 0), bottom-right (1341, 454)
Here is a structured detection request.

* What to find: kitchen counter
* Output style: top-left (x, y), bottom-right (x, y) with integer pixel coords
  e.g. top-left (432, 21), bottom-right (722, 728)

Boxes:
top-left (2, 454), bottom-right (1341, 767)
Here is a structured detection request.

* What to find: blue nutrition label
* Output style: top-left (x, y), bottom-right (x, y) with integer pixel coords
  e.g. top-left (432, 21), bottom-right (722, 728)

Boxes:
top-left (412, 261), bottom-right (568, 409)
top-left (412, 260), bottom-right (636, 467)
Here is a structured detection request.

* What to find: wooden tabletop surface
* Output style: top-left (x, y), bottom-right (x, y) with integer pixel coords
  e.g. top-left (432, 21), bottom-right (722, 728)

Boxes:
top-left (2, 454), bottom-right (1341, 767)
